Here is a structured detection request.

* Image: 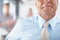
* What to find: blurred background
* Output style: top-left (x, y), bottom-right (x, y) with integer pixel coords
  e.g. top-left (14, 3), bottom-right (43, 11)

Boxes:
top-left (0, 0), bottom-right (60, 40)
top-left (2, 0), bottom-right (60, 18)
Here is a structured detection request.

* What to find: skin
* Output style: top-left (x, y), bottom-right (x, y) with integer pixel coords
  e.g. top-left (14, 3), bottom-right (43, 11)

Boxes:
top-left (35, 0), bottom-right (58, 21)
top-left (27, 8), bottom-right (33, 17)
top-left (3, 3), bottom-right (10, 16)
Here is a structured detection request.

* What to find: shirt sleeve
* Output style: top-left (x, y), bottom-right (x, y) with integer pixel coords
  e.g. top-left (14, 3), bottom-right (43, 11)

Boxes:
top-left (3, 0), bottom-right (10, 4)
top-left (5, 19), bottom-right (23, 40)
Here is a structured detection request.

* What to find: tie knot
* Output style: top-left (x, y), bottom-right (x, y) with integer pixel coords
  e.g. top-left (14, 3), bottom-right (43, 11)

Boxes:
top-left (44, 21), bottom-right (49, 28)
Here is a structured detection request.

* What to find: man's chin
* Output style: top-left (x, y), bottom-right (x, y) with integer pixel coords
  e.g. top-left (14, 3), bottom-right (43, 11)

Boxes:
top-left (44, 11), bottom-right (52, 14)
top-left (43, 9), bottom-right (53, 13)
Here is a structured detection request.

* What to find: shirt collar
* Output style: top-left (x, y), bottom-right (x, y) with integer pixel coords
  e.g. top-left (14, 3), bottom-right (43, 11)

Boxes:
top-left (38, 15), bottom-right (57, 30)
top-left (49, 15), bottom-right (57, 30)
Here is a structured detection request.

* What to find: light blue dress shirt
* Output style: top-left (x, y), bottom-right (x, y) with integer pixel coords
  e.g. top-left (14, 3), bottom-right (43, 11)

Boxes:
top-left (6, 15), bottom-right (60, 40)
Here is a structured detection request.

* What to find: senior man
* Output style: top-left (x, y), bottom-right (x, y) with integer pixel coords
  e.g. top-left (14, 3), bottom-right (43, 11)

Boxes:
top-left (6, 0), bottom-right (60, 40)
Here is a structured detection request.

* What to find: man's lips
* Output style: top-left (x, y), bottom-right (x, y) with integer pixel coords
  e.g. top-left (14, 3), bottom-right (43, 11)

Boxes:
top-left (41, 5), bottom-right (53, 9)
top-left (41, 3), bottom-right (53, 8)
top-left (44, 6), bottom-right (52, 7)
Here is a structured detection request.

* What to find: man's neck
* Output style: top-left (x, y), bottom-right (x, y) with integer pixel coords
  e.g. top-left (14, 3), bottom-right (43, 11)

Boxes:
top-left (39, 13), bottom-right (55, 21)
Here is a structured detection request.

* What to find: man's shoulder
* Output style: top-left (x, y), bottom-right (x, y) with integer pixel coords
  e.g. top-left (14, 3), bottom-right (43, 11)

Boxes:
top-left (18, 16), bottom-right (38, 24)
top-left (17, 18), bottom-right (33, 26)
